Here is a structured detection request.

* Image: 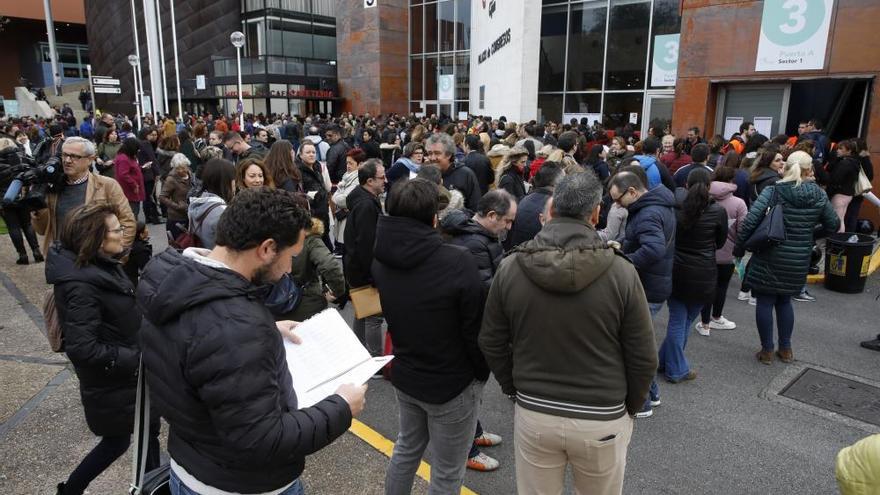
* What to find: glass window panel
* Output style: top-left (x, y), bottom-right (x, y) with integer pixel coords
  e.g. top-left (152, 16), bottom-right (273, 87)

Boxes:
top-left (251, 58), bottom-right (265, 75)
top-left (270, 83), bottom-right (287, 97)
top-left (269, 98), bottom-right (287, 114)
top-left (564, 93), bottom-right (601, 114)
top-left (289, 99), bottom-right (304, 117)
top-left (538, 94), bottom-right (563, 123)
top-left (440, 54), bottom-right (454, 76)
top-left (58, 47), bottom-right (78, 64)
top-left (307, 60), bottom-right (336, 77)
top-left (425, 55), bottom-right (438, 100)
top-left (78, 50), bottom-right (90, 64)
top-left (455, 53), bottom-right (469, 100)
top-left (455, 0), bottom-right (470, 50)
top-left (603, 93), bottom-right (644, 130)
top-left (253, 83), bottom-right (269, 98)
top-left (266, 27), bottom-right (283, 57)
top-left (253, 98), bottom-right (267, 116)
top-left (411, 57), bottom-right (424, 100)
top-left (457, 101), bottom-right (468, 116)
top-left (567, 2), bottom-right (606, 92)
top-left (313, 35), bottom-right (337, 60)
top-left (410, 102), bottom-right (422, 114)
top-left (648, 0), bottom-right (681, 88)
top-left (426, 103), bottom-right (438, 116)
top-left (246, 21), bottom-right (262, 56)
top-left (605, 0), bottom-right (651, 90)
top-left (268, 56), bottom-right (285, 74)
top-left (539, 5), bottom-right (567, 92)
top-left (425, 3), bottom-right (438, 53)
top-left (439, 1), bottom-right (455, 52)
top-left (242, 99), bottom-right (254, 114)
top-left (410, 5), bottom-right (423, 55)
top-left (283, 30), bottom-right (313, 58)
top-left (286, 59), bottom-right (305, 75)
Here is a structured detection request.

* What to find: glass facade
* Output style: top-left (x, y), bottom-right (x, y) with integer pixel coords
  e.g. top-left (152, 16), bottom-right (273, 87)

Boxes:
top-left (537, 0), bottom-right (680, 128)
top-left (409, 0), bottom-right (470, 117)
top-left (212, 0), bottom-right (339, 116)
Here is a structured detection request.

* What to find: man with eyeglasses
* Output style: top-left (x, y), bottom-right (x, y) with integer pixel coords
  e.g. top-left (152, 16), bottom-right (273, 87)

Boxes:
top-left (32, 136), bottom-right (136, 257)
top-left (608, 170), bottom-right (676, 419)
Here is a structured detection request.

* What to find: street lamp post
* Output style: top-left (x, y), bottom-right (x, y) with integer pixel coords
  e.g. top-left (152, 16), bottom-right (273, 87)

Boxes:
top-left (230, 31), bottom-right (245, 130)
top-left (129, 55), bottom-right (142, 130)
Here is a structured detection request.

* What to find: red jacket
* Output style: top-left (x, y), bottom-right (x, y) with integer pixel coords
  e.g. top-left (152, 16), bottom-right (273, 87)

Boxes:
top-left (114, 153), bottom-right (145, 202)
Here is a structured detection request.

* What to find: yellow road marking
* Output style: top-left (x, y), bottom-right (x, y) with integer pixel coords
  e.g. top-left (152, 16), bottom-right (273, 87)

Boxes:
top-left (348, 419), bottom-right (479, 495)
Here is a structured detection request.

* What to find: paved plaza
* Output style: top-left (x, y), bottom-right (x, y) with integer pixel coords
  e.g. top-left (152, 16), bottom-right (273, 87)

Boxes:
top-left (1, 225), bottom-right (878, 494)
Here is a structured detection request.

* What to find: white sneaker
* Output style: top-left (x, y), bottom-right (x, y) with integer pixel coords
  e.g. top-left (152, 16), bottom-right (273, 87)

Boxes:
top-left (737, 291), bottom-right (751, 301)
top-left (694, 321), bottom-right (711, 336)
top-left (748, 297), bottom-right (757, 306)
top-left (708, 316), bottom-right (736, 330)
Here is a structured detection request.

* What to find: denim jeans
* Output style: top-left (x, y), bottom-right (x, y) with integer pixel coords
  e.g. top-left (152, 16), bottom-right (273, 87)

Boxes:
top-left (660, 298), bottom-right (703, 381)
top-left (754, 292), bottom-right (794, 352)
top-left (169, 470), bottom-right (304, 495)
top-left (385, 381), bottom-right (483, 495)
top-left (643, 302), bottom-right (665, 409)
top-left (353, 315), bottom-right (384, 357)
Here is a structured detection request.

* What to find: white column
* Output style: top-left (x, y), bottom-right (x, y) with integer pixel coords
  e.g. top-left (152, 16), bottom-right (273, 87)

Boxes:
top-left (142, 0), bottom-right (165, 118)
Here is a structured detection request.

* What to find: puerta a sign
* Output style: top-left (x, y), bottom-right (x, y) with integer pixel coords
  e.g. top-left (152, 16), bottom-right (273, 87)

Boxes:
top-left (478, 28), bottom-right (511, 65)
top-left (755, 0), bottom-right (834, 71)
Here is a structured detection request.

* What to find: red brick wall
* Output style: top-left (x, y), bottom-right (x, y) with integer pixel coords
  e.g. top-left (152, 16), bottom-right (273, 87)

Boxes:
top-left (674, 0), bottom-right (880, 223)
top-left (336, 0), bottom-right (409, 116)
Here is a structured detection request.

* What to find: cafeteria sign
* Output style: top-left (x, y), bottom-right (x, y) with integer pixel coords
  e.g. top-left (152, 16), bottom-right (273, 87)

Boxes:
top-left (755, 0), bottom-right (834, 71)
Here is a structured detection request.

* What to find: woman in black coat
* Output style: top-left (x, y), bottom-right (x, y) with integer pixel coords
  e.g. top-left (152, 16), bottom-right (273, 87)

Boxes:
top-left (297, 140), bottom-right (332, 249)
top-left (827, 139), bottom-right (862, 232)
top-left (495, 146), bottom-right (528, 202)
top-left (46, 204), bottom-right (159, 495)
top-left (659, 168), bottom-right (727, 383)
top-left (360, 128), bottom-right (382, 160)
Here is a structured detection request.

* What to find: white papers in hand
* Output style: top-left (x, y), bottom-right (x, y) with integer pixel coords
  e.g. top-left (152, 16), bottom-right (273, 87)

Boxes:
top-left (283, 308), bottom-right (393, 408)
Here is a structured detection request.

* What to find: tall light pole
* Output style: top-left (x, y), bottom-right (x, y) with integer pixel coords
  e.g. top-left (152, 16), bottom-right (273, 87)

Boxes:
top-left (230, 31), bottom-right (245, 129)
top-left (130, 0), bottom-right (146, 122)
top-left (169, 0), bottom-right (182, 122)
top-left (129, 55), bottom-right (142, 130)
top-left (155, 0), bottom-right (169, 117)
top-left (42, 0), bottom-right (61, 96)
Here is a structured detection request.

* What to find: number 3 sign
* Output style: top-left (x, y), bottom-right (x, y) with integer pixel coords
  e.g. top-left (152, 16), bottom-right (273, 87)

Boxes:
top-left (755, 0), bottom-right (834, 71)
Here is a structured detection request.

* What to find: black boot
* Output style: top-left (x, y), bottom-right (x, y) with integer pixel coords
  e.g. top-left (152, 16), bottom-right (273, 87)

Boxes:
top-left (56, 482), bottom-right (65, 494)
top-left (16, 254), bottom-right (29, 265)
top-left (33, 252), bottom-right (44, 263)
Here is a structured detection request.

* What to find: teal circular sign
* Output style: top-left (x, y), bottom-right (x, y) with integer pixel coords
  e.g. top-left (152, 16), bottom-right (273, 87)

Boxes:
top-left (762, 0), bottom-right (826, 46)
top-left (654, 37), bottom-right (679, 71)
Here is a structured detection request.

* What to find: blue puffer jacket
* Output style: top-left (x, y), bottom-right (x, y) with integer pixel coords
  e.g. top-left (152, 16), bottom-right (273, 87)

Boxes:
top-left (736, 181), bottom-right (838, 295)
top-left (622, 186), bottom-right (677, 303)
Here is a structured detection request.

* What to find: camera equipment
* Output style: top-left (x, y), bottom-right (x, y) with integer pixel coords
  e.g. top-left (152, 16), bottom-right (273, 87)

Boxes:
top-left (2, 154), bottom-right (64, 210)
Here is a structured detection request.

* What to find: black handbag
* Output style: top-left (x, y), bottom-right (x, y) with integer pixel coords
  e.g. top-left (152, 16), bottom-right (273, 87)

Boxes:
top-left (744, 186), bottom-right (786, 252)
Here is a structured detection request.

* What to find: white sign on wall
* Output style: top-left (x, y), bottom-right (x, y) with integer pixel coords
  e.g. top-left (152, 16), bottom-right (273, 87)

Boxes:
top-left (651, 34), bottom-right (679, 87)
top-left (364, 0), bottom-right (377, 8)
top-left (438, 75), bottom-right (455, 101)
top-left (469, 0), bottom-right (542, 122)
top-left (196, 75), bottom-right (206, 90)
top-left (755, 0), bottom-right (834, 71)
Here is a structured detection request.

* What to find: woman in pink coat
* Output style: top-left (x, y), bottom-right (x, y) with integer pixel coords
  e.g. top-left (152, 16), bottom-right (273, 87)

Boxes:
top-left (113, 138), bottom-right (146, 218)
top-left (695, 165), bottom-right (748, 336)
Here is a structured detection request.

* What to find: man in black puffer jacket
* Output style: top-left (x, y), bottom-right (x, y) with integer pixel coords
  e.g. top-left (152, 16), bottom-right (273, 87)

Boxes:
top-left (138, 188), bottom-right (366, 494)
top-left (441, 189), bottom-right (517, 295)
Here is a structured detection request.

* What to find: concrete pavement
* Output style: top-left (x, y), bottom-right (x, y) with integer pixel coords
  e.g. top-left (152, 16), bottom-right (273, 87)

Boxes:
top-left (2, 223), bottom-right (879, 494)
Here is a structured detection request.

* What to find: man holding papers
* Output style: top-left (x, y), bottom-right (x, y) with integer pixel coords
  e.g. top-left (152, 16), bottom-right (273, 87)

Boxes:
top-left (138, 188), bottom-right (366, 495)
top-left (373, 178), bottom-right (489, 495)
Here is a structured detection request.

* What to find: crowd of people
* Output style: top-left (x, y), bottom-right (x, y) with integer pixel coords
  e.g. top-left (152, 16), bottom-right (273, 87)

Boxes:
top-left (0, 106), bottom-right (879, 495)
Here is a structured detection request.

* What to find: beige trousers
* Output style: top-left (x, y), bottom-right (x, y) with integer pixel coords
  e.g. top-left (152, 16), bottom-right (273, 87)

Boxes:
top-left (514, 404), bottom-right (634, 495)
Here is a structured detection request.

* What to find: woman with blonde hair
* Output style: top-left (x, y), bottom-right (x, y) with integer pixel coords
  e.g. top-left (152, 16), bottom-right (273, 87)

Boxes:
top-left (734, 151), bottom-right (839, 365)
top-left (495, 146), bottom-right (528, 201)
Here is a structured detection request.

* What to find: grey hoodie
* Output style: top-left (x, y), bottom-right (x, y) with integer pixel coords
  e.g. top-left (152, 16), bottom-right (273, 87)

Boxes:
top-left (187, 192), bottom-right (226, 249)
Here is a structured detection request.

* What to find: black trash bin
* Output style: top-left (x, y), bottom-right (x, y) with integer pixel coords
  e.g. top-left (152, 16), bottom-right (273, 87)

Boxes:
top-left (824, 233), bottom-right (877, 293)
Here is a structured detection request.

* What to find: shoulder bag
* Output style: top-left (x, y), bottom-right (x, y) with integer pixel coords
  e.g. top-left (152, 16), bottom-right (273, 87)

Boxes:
top-left (743, 187), bottom-right (786, 253)
top-left (854, 163), bottom-right (873, 196)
